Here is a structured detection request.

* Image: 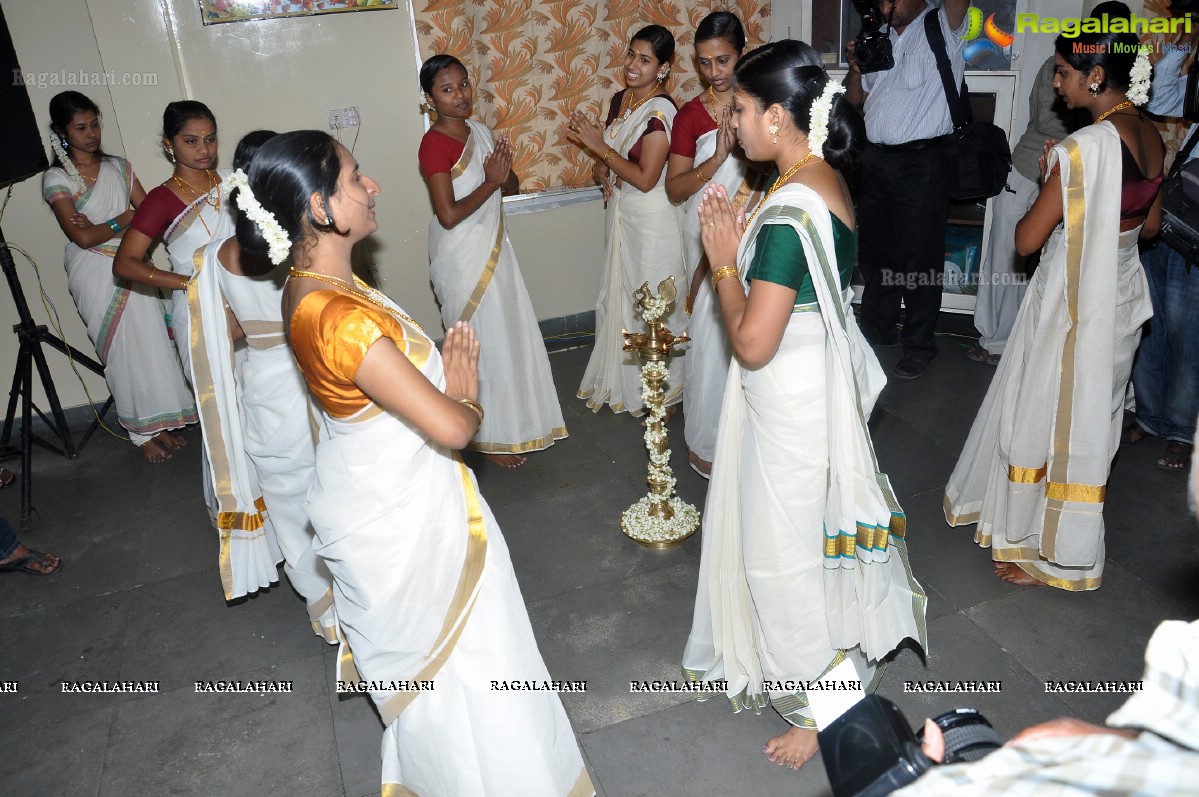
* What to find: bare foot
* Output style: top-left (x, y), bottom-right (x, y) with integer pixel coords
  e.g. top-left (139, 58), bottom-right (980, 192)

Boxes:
top-left (482, 453), bottom-right (527, 469)
top-left (156, 430), bottom-right (187, 451)
top-left (688, 450), bottom-right (712, 478)
top-left (140, 439), bottom-right (172, 464)
top-left (763, 727), bottom-right (819, 771)
top-left (994, 562), bottom-right (1043, 586)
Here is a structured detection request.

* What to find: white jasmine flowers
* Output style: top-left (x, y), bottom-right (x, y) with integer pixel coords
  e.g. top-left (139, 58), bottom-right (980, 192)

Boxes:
top-left (807, 81), bottom-right (841, 158)
top-left (1127, 47), bottom-right (1151, 107)
top-left (225, 169), bottom-right (292, 265)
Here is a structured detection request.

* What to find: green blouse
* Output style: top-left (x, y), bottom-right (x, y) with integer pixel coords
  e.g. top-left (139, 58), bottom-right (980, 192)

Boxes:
top-left (744, 208), bottom-right (856, 305)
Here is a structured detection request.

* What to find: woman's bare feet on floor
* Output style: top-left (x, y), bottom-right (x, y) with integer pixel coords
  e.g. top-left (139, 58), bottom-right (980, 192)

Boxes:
top-left (482, 453), bottom-right (527, 469)
top-left (994, 561), bottom-right (1042, 586)
top-left (139, 439), bottom-right (172, 464)
top-left (763, 727), bottom-right (819, 771)
top-left (156, 430), bottom-right (187, 451)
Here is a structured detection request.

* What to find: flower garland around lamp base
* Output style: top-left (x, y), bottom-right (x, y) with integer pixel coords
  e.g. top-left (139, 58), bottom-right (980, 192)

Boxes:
top-left (620, 277), bottom-right (700, 549)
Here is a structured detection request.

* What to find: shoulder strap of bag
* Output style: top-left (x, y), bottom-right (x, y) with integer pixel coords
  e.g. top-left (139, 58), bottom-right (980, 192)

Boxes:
top-left (1168, 126), bottom-right (1199, 181)
top-left (925, 10), bottom-right (970, 130)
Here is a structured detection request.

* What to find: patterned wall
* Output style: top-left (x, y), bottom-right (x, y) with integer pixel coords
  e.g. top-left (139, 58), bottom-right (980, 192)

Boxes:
top-left (414, 0), bottom-right (771, 191)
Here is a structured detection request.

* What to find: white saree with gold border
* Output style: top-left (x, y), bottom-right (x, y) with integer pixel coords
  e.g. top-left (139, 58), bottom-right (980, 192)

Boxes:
top-left (683, 185), bottom-right (927, 728)
top-left (680, 129), bottom-right (748, 465)
top-left (163, 169), bottom-right (234, 377)
top-left (944, 123), bottom-right (1153, 590)
top-left (189, 240), bottom-right (339, 638)
top-left (187, 243), bottom-right (281, 601)
top-left (427, 119), bottom-right (566, 454)
top-left (294, 290), bottom-right (592, 796)
top-left (42, 158), bottom-right (196, 447)
top-left (578, 95), bottom-right (688, 414)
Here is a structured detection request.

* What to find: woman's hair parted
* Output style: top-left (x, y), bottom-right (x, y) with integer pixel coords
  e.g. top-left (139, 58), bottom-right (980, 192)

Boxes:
top-left (695, 11), bottom-right (746, 51)
top-left (162, 100), bottom-right (217, 139)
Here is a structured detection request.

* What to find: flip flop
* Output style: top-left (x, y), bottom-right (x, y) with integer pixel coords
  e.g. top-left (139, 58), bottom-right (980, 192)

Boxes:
top-left (0, 468), bottom-right (14, 489)
top-left (1156, 442), bottom-right (1194, 473)
top-left (0, 550), bottom-right (63, 576)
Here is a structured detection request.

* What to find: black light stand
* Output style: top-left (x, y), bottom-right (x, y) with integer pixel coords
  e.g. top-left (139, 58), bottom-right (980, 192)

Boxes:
top-left (0, 222), bottom-right (113, 532)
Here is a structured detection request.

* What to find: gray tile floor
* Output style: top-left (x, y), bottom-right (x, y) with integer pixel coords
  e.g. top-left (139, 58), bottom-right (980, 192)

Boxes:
top-left (2, 318), bottom-right (1196, 797)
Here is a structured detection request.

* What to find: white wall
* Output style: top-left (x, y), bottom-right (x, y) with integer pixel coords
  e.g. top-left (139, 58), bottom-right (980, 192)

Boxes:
top-left (1, 0), bottom-right (605, 414)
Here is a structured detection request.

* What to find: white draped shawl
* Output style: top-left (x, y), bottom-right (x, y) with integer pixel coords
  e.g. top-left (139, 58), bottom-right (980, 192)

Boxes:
top-left (426, 119), bottom-right (566, 452)
top-left (188, 241), bottom-right (281, 601)
top-left (683, 184), bottom-right (927, 727)
top-left (945, 123), bottom-right (1153, 590)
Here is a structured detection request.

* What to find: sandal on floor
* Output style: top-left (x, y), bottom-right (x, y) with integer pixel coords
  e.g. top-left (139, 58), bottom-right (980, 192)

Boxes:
top-left (0, 550), bottom-right (63, 576)
top-left (1156, 441), bottom-right (1194, 473)
top-left (966, 346), bottom-right (1000, 366)
top-left (0, 467), bottom-right (13, 489)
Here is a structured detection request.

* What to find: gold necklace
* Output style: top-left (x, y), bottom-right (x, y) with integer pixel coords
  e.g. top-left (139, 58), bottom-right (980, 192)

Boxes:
top-left (288, 268), bottom-right (425, 331)
top-left (705, 85), bottom-right (727, 122)
top-left (608, 87), bottom-right (658, 141)
top-left (1095, 100), bottom-right (1134, 124)
top-left (745, 153), bottom-right (818, 228)
top-left (172, 170), bottom-right (221, 236)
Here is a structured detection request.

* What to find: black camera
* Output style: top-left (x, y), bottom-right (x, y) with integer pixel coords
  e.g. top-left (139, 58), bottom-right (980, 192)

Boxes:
top-left (818, 695), bottom-right (1002, 796)
top-left (851, 0), bottom-right (895, 73)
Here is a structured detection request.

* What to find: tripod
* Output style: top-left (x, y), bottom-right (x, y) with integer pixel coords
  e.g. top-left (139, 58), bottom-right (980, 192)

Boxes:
top-left (1, 221), bottom-right (113, 532)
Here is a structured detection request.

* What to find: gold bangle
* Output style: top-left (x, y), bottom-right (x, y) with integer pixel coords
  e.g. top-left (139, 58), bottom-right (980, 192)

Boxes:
top-left (602, 148), bottom-right (618, 164)
top-left (146, 266), bottom-right (155, 284)
top-left (457, 398), bottom-right (485, 425)
top-left (711, 266), bottom-right (739, 287)
top-left (696, 165), bottom-right (710, 183)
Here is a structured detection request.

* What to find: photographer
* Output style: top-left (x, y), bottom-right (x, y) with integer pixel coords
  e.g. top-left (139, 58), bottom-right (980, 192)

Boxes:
top-left (845, 0), bottom-right (969, 380)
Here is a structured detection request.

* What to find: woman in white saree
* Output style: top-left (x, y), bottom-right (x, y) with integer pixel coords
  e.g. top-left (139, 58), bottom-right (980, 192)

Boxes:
top-left (568, 25), bottom-right (688, 415)
top-left (181, 130), bottom-right (337, 632)
top-left (115, 101), bottom-right (233, 378)
top-left (664, 12), bottom-right (761, 476)
top-left (944, 33), bottom-right (1161, 591)
top-left (244, 130), bottom-right (590, 795)
top-left (418, 55), bottom-right (566, 468)
top-left (42, 91), bottom-right (196, 464)
top-left (683, 42), bottom-right (926, 771)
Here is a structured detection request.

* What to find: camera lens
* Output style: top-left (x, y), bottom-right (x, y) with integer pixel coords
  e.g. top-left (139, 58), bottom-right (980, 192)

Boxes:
top-left (920, 708), bottom-right (1003, 764)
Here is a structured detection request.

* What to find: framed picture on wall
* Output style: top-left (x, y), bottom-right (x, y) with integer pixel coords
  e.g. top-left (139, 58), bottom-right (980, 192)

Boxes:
top-left (200, 1), bottom-right (398, 26)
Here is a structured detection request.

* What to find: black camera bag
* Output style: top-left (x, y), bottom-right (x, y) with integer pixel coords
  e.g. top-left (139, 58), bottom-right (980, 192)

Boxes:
top-left (1159, 129), bottom-right (1199, 264)
top-left (925, 12), bottom-right (1011, 202)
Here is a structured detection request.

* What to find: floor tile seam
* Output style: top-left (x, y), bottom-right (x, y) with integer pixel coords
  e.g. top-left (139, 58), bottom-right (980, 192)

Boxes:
top-left (956, 598), bottom-right (1091, 687)
top-left (1097, 555), bottom-right (1199, 617)
top-left (113, 648), bottom-right (332, 699)
top-left (574, 695), bottom-right (703, 737)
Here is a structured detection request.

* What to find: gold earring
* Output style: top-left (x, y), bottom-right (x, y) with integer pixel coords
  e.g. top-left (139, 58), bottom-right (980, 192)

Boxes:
top-left (769, 123), bottom-right (779, 144)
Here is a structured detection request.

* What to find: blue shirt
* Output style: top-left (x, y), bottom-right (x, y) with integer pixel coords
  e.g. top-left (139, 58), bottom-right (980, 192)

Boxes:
top-left (1148, 47), bottom-right (1198, 164)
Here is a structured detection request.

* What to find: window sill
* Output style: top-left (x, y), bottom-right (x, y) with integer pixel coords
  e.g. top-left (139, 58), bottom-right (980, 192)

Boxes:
top-left (502, 186), bottom-right (603, 215)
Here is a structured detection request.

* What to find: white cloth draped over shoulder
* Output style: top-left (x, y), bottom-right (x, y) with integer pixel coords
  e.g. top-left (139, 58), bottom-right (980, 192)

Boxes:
top-left (945, 123), bottom-right (1153, 590)
top-left (427, 119), bottom-right (566, 453)
top-left (680, 128), bottom-right (748, 465)
top-left (187, 242), bottom-right (281, 602)
top-left (290, 288), bottom-right (592, 796)
top-left (683, 184), bottom-right (927, 728)
top-left (163, 168), bottom-right (234, 377)
top-left (578, 95), bottom-right (688, 414)
top-left (41, 158), bottom-right (196, 448)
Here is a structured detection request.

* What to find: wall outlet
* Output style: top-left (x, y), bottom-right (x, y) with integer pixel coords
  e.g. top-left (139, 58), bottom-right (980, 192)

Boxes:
top-left (327, 106), bottom-right (360, 130)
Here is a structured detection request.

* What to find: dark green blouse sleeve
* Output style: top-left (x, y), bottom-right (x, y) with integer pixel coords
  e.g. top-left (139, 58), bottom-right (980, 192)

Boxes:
top-left (744, 223), bottom-right (807, 291)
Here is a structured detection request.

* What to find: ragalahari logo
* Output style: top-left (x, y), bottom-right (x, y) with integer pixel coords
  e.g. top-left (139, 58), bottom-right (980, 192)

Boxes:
top-left (959, 7), bottom-right (1013, 64)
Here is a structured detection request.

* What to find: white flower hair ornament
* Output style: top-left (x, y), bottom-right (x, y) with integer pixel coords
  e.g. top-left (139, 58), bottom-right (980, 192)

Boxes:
top-left (50, 134), bottom-right (84, 188)
top-left (807, 80), bottom-right (841, 159)
top-left (1126, 46), bottom-right (1151, 107)
top-left (225, 169), bottom-right (292, 265)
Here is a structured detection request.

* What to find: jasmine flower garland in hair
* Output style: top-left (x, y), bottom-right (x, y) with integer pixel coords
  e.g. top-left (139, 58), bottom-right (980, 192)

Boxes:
top-left (1127, 47), bottom-right (1151, 107)
top-left (225, 169), bottom-right (292, 265)
top-left (807, 81), bottom-right (840, 158)
top-left (50, 135), bottom-right (85, 188)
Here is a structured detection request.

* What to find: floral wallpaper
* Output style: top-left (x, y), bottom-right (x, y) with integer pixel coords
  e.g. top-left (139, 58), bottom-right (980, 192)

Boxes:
top-left (414, 1), bottom-right (771, 191)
